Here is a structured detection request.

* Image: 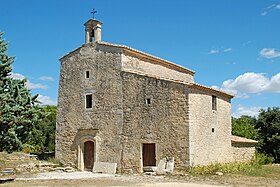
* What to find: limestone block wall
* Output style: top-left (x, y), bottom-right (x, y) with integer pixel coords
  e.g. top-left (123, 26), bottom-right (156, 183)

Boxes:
top-left (121, 54), bottom-right (194, 83)
top-left (231, 143), bottom-right (256, 162)
top-left (121, 72), bottom-right (190, 173)
top-left (56, 44), bottom-right (123, 167)
top-left (188, 89), bottom-right (232, 166)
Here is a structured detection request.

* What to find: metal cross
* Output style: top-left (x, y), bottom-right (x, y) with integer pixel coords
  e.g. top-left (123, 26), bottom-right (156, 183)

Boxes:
top-left (91, 8), bottom-right (97, 19)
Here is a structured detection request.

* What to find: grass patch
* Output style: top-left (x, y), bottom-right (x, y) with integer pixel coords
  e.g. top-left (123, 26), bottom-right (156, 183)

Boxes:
top-left (189, 152), bottom-right (279, 178)
top-left (190, 162), bottom-right (252, 175)
top-left (47, 157), bottom-right (63, 166)
top-left (242, 165), bottom-right (280, 178)
top-left (190, 162), bottom-right (280, 179)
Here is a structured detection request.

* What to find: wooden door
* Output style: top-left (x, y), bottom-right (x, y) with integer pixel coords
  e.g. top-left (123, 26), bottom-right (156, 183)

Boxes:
top-left (84, 141), bottom-right (95, 171)
top-left (142, 143), bottom-right (156, 166)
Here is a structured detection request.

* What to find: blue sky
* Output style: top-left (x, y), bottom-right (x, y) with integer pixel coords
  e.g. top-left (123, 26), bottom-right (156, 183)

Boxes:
top-left (1, 0), bottom-right (280, 117)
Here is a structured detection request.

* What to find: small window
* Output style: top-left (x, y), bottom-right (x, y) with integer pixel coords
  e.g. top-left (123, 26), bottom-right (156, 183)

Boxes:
top-left (212, 95), bottom-right (217, 110)
top-left (212, 128), bottom-right (215, 132)
top-left (146, 98), bottom-right (151, 105)
top-left (85, 71), bottom-right (90, 79)
top-left (85, 94), bottom-right (93, 109)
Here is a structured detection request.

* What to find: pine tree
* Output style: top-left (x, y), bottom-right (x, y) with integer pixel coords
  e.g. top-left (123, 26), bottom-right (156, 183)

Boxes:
top-left (0, 32), bottom-right (43, 152)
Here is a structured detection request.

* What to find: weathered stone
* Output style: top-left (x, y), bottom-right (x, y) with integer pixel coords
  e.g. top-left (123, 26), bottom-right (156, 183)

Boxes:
top-left (0, 168), bottom-right (15, 175)
top-left (215, 172), bottom-right (223, 176)
top-left (166, 157), bottom-right (174, 173)
top-left (56, 18), bottom-right (256, 174)
top-left (92, 162), bottom-right (117, 174)
top-left (156, 158), bottom-right (166, 174)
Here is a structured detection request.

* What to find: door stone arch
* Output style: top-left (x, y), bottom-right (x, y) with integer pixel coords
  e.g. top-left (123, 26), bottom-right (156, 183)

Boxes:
top-left (72, 129), bottom-right (100, 171)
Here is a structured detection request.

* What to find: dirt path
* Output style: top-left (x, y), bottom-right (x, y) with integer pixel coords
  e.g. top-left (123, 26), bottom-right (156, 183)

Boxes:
top-left (3, 172), bottom-right (226, 187)
top-left (2, 171), bottom-right (280, 186)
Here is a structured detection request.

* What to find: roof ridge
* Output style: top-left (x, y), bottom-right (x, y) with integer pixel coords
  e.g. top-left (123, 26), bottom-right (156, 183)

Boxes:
top-left (97, 41), bottom-right (195, 75)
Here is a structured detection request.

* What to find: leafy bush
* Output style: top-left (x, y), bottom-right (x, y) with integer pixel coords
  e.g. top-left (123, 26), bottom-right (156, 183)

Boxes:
top-left (255, 152), bottom-right (274, 165)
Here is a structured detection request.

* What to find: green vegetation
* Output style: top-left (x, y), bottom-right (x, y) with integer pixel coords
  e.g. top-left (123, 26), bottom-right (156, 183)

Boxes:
top-left (256, 107), bottom-right (280, 163)
top-left (190, 153), bottom-right (278, 177)
top-left (232, 115), bottom-right (258, 140)
top-left (0, 32), bottom-right (45, 153)
top-left (0, 32), bottom-right (56, 154)
top-left (190, 162), bottom-right (280, 178)
top-left (26, 105), bottom-right (57, 153)
top-left (232, 108), bottom-right (280, 163)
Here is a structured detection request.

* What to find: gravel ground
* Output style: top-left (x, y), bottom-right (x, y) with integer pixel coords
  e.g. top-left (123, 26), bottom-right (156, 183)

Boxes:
top-left (12, 172), bottom-right (226, 187)
top-left (16, 171), bottom-right (115, 180)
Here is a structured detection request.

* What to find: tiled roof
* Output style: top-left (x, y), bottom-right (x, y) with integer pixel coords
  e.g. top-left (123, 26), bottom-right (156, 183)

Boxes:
top-left (97, 41), bottom-right (195, 75)
top-left (59, 42), bottom-right (195, 75)
top-left (190, 83), bottom-right (234, 98)
top-left (124, 70), bottom-right (234, 98)
top-left (231, 135), bottom-right (258, 144)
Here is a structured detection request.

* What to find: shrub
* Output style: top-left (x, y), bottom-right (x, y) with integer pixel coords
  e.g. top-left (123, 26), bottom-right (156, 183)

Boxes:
top-left (255, 152), bottom-right (274, 165)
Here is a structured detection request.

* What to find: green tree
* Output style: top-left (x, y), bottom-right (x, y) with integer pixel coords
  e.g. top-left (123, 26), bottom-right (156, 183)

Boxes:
top-left (256, 107), bottom-right (280, 163)
top-left (232, 115), bottom-right (259, 140)
top-left (28, 105), bottom-right (56, 153)
top-left (0, 32), bottom-right (43, 153)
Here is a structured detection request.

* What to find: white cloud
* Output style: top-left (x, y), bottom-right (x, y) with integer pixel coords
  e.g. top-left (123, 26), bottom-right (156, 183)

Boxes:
top-left (214, 72), bottom-right (280, 98)
top-left (208, 47), bottom-right (233, 54)
top-left (261, 4), bottom-right (280, 16)
top-left (37, 95), bottom-right (57, 106)
top-left (208, 49), bottom-right (219, 54)
top-left (26, 81), bottom-right (48, 90)
top-left (10, 72), bottom-right (25, 80)
top-left (10, 72), bottom-right (48, 90)
top-left (260, 48), bottom-right (280, 59)
top-left (39, 76), bottom-right (54, 81)
top-left (224, 48), bottom-right (232, 52)
top-left (232, 106), bottom-right (263, 118)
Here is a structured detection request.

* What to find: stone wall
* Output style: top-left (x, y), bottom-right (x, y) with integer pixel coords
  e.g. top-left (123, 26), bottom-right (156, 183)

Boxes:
top-left (56, 43), bottom-right (123, 168)
top-left (121, 72), bottom-right (190, 172)
top-left (231, 143), bottom-right (256, 162)
top-left (188, 88), bottom-right (232, 166)
top-left (122, 54), bottom-right (194, 83)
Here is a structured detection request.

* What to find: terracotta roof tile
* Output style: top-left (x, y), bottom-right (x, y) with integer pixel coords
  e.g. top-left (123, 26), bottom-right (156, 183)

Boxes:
top-left (231, 135), bottom-right (258, 144)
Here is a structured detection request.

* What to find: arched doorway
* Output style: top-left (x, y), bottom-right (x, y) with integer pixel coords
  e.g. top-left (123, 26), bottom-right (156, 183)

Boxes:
top-left (84, 141), bottom-right (95, 171)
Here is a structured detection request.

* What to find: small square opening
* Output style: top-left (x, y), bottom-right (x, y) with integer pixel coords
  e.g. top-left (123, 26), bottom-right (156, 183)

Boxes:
top-left (212, 128), bottom-right (215, 132)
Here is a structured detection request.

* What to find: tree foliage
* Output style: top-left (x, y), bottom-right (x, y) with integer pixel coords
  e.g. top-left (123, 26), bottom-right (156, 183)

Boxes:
top-left (27, 105), bottom-right (56, 153)
top-left (256, 107), bottom-right (280, 163)
top-left (232, 115), bottom-right (259, 140)
top-left (0, 32), bottom-right (44, 153)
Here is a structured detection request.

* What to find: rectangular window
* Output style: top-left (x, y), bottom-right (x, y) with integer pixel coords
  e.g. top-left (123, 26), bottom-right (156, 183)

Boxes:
top-left (145, 98), bottom-right (151, 105)
top-left (212, 95), bottom-right (217, 110)
top-left (86, 94), bottom-right (93, 109)
top-left (85, 70), bottom-right (90, 79)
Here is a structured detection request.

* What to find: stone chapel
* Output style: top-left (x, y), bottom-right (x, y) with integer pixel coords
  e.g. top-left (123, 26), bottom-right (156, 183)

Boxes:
top-left (56, 17), bottom-right (257, 173)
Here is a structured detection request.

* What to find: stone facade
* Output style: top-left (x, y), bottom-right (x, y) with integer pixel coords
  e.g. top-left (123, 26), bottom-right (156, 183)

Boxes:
top-left (121, 72), bottom-right (190, 172)
top-left (56, 18), bottom-right (257, 173)
top-left (188, 88), bottom-right (232, 166)
top-left (230, 136), bottom-right (257, 162)
top-left (56, 44), bottom-right (123, 169)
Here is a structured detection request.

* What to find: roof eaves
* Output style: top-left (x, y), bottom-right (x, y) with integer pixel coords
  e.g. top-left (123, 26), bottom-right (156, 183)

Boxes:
top-left (190, 83), bottom-right (234, 98)
top-left (231, 135), bottom-right (258, 144)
